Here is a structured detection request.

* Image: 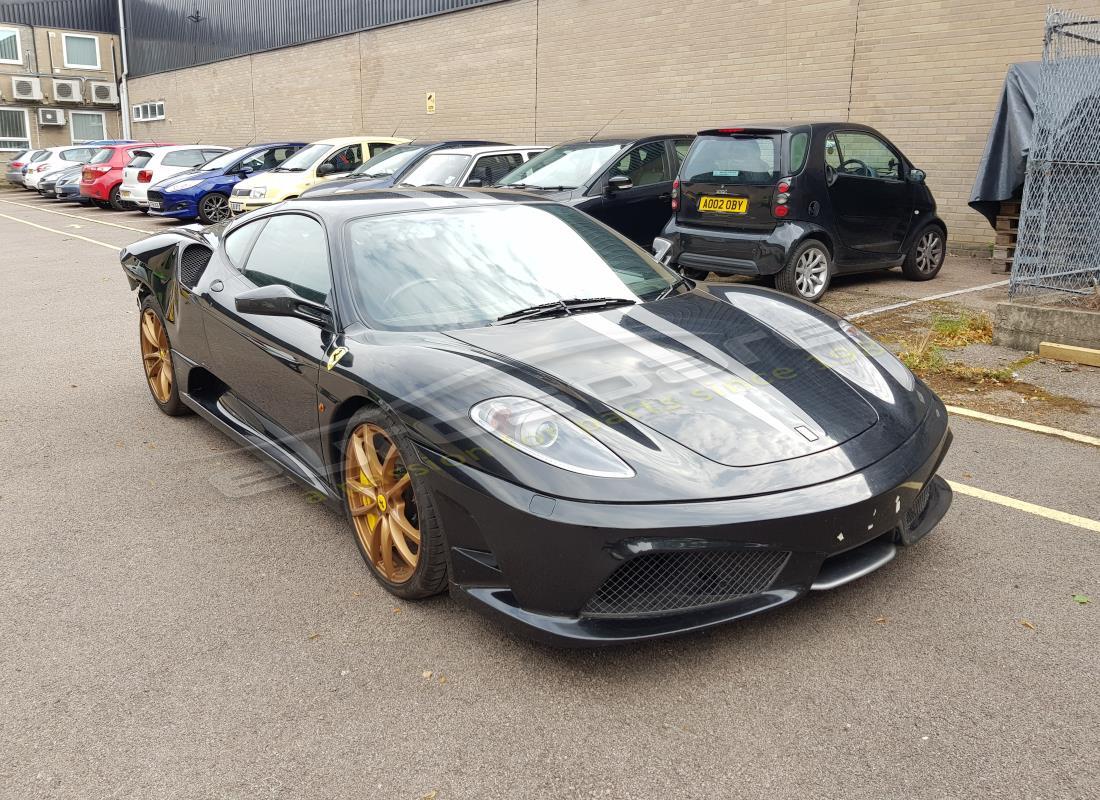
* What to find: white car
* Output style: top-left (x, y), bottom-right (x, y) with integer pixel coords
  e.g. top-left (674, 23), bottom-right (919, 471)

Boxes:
top-left (22, 145), bottom-right (99, 189)
top-left (394, 145), bottom-right (546, 189)
top-left (120, 145), bottom-right (230, 210)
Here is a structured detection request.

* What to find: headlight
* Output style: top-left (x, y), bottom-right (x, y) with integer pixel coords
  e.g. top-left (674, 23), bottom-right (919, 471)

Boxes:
top-left (470, 397), bottom-right (634, 478)
top-left (170, 179), bottom-right (202, 191)
top-left (249, 186), bottom-right (267, 199)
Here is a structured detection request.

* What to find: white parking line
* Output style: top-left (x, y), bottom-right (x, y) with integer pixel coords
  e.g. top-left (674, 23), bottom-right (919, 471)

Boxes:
top-left (845, 280), bottom-right (1010, 320)
top-left (948, 480), bottom-right (1100, 533)
top-left (0, 197), bottom-right (152, 234)
top-left (946, 405), bottom-right (1100, 447)
top-left (0, 212), bottom-right (120, 251)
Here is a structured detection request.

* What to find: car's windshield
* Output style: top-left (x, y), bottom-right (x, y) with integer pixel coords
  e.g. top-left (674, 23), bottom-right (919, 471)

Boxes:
top-left (399, 153), bottom-right (471, 187)
top-left (274, 143), bottom-right (329, 172)
top-left (681, 135), bottom-right (781, 184)
top-left (350, 144), bottom-right (424, 177)
top-left (198, 148), bottom-right (248, 172)
top-left (496, 143), bottom-right (622, 189)
top-left (345, 203), bottom-right (677, 331)
top-left (88, 148), bottom-right (114, 165)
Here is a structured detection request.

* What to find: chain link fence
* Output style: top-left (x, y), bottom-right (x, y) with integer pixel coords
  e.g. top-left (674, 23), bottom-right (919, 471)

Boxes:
top-left (1011, 8), bottom-right (1100, 297)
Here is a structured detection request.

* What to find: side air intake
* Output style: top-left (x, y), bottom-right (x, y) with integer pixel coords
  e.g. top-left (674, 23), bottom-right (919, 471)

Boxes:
top-left (179, 245), bottom-right (212, 290)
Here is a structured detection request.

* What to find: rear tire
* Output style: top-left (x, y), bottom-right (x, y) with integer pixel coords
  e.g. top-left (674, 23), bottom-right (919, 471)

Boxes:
top-left (775, 240), bottom-right (832, 302)
top-left (902, 225), bottom-right (946, 281)
top-left (342, 405), bottom-right (449, 600)
top-left (108, 184), bottom-right (125, 211)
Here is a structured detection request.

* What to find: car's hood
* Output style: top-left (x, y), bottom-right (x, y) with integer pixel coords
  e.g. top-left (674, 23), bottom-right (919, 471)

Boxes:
top-left (443, 288), bottom-right (916, 468)
top-left (237, 170), bottom-right (316, 198)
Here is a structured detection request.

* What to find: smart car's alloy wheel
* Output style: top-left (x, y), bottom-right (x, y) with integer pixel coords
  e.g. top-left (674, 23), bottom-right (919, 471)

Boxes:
top-left (345, 423), bottom-right (421, 584)
top-left (140, 308), bottom-right (173, 404)
top-left (794, 250), bottom-right (828, 297)
top-left (902, 225), bottom-right (946, 281)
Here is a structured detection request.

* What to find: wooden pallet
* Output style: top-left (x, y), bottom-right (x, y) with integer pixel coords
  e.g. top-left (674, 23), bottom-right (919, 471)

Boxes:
top-left (991, 200), bottom-right (1019, 274)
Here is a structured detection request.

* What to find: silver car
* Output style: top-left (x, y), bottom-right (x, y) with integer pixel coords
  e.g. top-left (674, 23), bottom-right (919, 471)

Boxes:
top-left (4, 149), bottom-right (43, 186)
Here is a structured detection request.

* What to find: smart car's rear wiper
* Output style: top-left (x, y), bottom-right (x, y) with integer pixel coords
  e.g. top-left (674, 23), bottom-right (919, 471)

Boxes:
top-left (495, 297), bottom-right (636, 324)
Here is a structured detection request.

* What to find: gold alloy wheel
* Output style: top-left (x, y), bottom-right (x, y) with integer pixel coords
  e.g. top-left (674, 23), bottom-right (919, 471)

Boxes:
top-left (140, 309), bottom-right (174, 404)
top-left (345, 423), bottom-right (421, 583)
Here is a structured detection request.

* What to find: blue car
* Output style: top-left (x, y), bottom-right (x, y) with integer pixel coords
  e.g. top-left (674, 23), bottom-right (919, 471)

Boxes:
top-left (147, 142), bottom-right (305, 223)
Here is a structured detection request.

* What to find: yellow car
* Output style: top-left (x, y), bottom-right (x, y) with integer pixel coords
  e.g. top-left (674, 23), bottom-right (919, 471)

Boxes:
top-left (229, 136), bottom-right (408, 213)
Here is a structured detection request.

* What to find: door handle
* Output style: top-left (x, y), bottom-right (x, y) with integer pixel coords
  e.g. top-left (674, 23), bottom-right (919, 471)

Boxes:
top-left (658, 193), bottom-right (671, 201)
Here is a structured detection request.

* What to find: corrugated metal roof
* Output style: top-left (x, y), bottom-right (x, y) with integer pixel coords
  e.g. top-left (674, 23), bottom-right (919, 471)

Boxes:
top-left (0, 0), bottom-right (118, 33)
top-left (124, 0), bottom-right (509, 78)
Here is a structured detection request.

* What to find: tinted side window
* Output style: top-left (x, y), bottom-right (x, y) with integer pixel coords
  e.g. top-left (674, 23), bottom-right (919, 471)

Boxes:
top-left (242, 215), bottom-right (330, 304)
top-left (831, 132), bottom-right (901, 180)
top-left (672, 138), bottom-right (693, 167)
top-left (789, 133), bottom-right (809, 173)
top-left (162, 149), bottom-right (209, 167)
top-left (468, 153), bottom-right (522, 185)
top-left (323, 144), bottom-right (363, 174)
top-left (609, 142), bottom-right (670, 188)
top-left (224, 219), bottom-right (266, 266)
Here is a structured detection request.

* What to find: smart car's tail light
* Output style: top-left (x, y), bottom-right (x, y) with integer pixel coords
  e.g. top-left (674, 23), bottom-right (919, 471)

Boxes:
top-left (773, 176), bottom-right (793, 219)
top-left (470, 397), bottom-right (634, 478)
top-left (138, 170), bottom-right (153, 183)
top-left (671, 178), bottom-right (680, 211)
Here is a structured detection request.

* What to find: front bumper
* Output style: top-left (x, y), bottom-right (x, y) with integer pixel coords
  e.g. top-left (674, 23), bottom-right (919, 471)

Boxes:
top-left (57, 184), bottom-right (86, 201)
top-left (659, 218), bottom-right (818, 277)
top-left (425, 419), bottom-right (953, 646)
top-left (148, 189), bottom-right (198, 219)
top-left (229, 196), bottom-right (274, 214)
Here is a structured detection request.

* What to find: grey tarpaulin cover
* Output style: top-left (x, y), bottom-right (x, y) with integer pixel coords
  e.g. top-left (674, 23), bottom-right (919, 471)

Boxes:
top-left (969, 62), bottom-right (1041, 227)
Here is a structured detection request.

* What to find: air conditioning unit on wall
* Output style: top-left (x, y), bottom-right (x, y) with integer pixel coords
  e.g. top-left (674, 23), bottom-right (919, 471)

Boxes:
top-left (38, 108), bottom-right (66, 126)
top-left (12, 76), bottom-right (44, 101)
top-left (53, 78), bottom-right (83, 103)
top-left (88, 81), bottom-right (118, 105)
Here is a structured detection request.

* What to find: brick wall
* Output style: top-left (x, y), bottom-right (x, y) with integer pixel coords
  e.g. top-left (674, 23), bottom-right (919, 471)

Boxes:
top-left (125, 0), bottom-right (1100, 248)
top-left (0, 23), bottom-right (123, 162)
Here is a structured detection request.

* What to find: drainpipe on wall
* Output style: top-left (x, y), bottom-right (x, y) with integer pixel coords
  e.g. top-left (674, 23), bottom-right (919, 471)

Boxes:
top-left (116, 0), bottom-right (131, 139)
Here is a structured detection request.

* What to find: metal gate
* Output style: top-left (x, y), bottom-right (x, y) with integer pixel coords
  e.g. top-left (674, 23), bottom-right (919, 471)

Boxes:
top-left (1012, 8), bottom-right (1100, 297)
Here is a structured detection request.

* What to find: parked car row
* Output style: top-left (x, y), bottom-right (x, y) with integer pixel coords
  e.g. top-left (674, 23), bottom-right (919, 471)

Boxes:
top-left (7, 121), bottom-right (947, 300)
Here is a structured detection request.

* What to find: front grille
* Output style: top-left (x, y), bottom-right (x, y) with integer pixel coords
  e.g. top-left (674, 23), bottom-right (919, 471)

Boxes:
top-left (583, 548), bottom-right (790, 618)
top-left (147, 190), bottom-right (164, 204)
top-left (179, 244), bottom-right (212, 289)
top-left (906, 481), bottom-right (933, 530)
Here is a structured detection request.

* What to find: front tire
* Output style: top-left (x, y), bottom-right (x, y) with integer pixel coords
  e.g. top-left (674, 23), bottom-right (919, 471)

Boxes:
top-left (138, 296), bottom-right (190, 416)
top-left (197, 192), bottom-right (231, 224)
top-left (902, 226), bottom-right (945, 281)
top-left (775, 240), bottom-right (832, 302)
top-left (342, 406), bottom-right (448, 600)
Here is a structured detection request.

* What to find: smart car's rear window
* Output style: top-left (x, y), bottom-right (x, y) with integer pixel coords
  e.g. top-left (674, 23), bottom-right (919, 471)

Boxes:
top-left (681, 135), bottom-right (780, 185)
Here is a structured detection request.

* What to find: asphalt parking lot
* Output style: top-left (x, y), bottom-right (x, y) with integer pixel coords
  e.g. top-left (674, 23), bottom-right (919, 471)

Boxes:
top-left (1, 192), bottom-right (1098, 800)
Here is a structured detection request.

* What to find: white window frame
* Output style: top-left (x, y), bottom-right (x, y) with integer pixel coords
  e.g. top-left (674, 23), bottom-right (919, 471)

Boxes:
top-left (0, 106), bottom-right (31, 151)
top-left (0, 27), bottom-right (21, 65)
top-left (131, 100), bottom-right (165, 123)
top-left (70, 110), bottom-right (106, 144)
top-left (62, 33), bottom-right (100, 70)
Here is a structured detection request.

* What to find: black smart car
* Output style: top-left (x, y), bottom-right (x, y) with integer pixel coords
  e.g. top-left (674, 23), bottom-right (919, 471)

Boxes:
top-left (495, 134), bottom-right (693, 246)
top-left (654, 123), bottom-right (947, 301)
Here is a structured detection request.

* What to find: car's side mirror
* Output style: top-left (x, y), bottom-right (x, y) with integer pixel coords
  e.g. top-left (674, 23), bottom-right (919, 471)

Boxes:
top-left (234, 284), bottom-right (331, 326)
top-left (316, 163), bottom-right (335, 178)
top-left (607, 174), bottom-right (633, 193)
top-left (908, 168), bottom-right (926, 184)
top-left (466, 177), bottom-right (484, 187)
top-left (239, 164), bottom-right (254, 175)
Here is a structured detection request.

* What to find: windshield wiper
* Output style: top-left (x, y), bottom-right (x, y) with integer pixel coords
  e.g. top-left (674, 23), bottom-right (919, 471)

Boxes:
top-left (495, 297), bottom-right (636, 325)
top-left (655, 276), bottom-right (692, 300)
top-left (523, 185), bottom-right (575, 191)
top-left (357, 171), bottom-right (392, 178)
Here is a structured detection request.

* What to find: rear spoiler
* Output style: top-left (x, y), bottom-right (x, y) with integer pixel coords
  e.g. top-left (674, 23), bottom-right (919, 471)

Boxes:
top-left (697, 128), bottom-right (788, 137)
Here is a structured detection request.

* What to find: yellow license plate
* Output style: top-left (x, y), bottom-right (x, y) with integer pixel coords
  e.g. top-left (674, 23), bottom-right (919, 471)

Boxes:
top-left (698, 195), bottom-right (748, 214)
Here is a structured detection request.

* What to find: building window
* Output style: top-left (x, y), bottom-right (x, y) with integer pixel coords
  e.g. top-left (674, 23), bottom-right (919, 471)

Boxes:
top-left (132, 101), bottom-right (165, 122)
top-left (62, 33), bottom-right (100, 70)
top-left (0, 107), bottom-right (31, 151)
top-left (71, 111), bottom-right (106, 144)
top-left (0, 27), bottom-right (20, 65)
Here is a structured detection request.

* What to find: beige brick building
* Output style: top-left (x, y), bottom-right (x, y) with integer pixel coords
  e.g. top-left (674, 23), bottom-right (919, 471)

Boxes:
top-left (0, 21), bottom-right (123, 155)
top-left (85, 0), bottom-right (1100, 248)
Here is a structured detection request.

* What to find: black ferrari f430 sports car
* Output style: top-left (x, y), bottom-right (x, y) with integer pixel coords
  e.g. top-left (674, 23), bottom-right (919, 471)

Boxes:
top-left (121, 189), bottom-right (952, 646)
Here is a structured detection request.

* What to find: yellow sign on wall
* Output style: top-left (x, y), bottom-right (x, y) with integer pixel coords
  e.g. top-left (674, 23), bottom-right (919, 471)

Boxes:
top-left (426, 92), bottom-right (436, 114)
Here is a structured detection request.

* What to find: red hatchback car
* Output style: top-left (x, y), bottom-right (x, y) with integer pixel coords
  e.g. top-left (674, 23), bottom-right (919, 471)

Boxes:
top-left (81, 142), bottom-right (172, 210)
